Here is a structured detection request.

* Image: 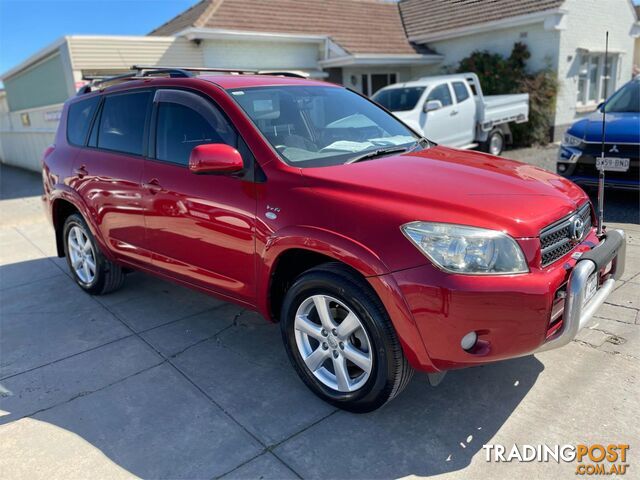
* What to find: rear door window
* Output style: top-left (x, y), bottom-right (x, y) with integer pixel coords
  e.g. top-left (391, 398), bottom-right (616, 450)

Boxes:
top-left (452, 82), bottom-right (470, 103)
top-left (67, 96), bottom-right (100, 146)
top-left (97, 91), bottom-right (151, 156)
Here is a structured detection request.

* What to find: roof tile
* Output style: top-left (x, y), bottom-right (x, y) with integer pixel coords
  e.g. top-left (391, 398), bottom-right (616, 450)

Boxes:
top-left (399, 0), bottom-right (565, 39)
top-left (150, 0), bottom-right (422, 55)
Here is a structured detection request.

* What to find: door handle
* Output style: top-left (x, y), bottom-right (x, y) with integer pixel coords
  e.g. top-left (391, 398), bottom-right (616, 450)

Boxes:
top-left (450, 110), bottom-right (459, 116)
top-left (143, 178), bottom-right (163, 194)
top-left (74, 165), bottom-right (88, 178)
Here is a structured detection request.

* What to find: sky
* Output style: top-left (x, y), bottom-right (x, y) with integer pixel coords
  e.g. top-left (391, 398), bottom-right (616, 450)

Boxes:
top-left (0, 0), bottom-right (200, 75)
top-left (1, 0), bottom-right (640, 76)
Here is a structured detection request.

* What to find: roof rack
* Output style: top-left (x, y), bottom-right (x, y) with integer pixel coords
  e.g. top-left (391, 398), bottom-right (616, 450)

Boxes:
top-left (132, 65), bottom-right (309, 78)
top-left (78, 67), bottom-right (193, 95)
top-left (77, 65), bottom-right (308, 95)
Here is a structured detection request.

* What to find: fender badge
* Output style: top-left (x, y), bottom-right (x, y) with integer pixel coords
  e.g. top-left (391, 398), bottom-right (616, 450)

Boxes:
top-left (265, 205), bottom-right (280, 220)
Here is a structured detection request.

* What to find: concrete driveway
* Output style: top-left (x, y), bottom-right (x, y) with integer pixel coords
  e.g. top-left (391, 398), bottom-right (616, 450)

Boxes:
top-left (1, 153), bottom-right (639, 479)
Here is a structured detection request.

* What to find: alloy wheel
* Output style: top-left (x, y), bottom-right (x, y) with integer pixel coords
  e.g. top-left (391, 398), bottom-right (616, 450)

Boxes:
top-left (294, 294), bottom-right (373, 392)
top-left (68, 226), bottom-right (96, 284)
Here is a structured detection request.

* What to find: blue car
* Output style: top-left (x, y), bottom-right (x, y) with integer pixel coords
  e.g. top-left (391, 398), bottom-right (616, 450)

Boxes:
top-left (558, 76), bottom-right (639, 190)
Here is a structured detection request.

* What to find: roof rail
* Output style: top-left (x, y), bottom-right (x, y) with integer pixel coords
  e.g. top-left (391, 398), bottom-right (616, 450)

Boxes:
top-left (132, 66), bottom-right (309, 78)
top-left (77, 67), bottom-right (193, 95)
top-left (77, 65), bottom-right (309, 95)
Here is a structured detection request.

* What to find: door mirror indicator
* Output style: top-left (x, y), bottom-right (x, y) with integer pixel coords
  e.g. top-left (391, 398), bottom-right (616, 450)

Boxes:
top-left (189, 144), bottom-right (244, 174)
top-left (424, 100), bottom-right (443, 113)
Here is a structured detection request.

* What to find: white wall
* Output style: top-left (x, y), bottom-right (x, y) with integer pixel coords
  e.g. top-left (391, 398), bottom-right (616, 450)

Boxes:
top-left (68, 36), bottom-right (203, 70)
top-left (203, 39), bottom-right (320, 70)
top-left (0, 103), bottom-right (61, 171)
top-left (424, 22), bottom-right (561, 75)
top-left (555, 0), bottom-right (636, 130)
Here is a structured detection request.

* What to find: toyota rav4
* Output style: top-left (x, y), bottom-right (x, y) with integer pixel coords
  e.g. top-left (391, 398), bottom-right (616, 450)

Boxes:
top-left (42, 68), bottom-right (626, 412)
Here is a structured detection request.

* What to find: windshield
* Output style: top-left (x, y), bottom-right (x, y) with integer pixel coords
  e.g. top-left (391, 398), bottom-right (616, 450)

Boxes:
top-left (372, 87), bottom-right (425, 111)
top-left (229, 86), bottom-right (421, 167)
top-left (603, 80), bottom-right (639, 113)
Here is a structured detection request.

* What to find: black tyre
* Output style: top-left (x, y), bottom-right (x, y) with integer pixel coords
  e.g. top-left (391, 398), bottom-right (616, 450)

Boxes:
top-left (63, 213), bottom-right (125, 295)
top-left (280, 262), bottom-right (413, 412)
top-left (483, 129), bottom-right (505, 156)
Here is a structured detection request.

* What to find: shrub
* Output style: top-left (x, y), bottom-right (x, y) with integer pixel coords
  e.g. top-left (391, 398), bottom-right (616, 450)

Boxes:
top-left (457, 42), bottom-right (558, 146)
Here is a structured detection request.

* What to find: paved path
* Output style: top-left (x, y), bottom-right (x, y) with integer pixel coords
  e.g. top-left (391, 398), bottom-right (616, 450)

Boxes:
top-left (0, 158), bottom-right (638, 479)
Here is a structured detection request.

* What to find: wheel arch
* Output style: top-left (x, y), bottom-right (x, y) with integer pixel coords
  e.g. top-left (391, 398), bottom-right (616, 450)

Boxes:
top-left (259, 226), bottom-right (389, 322)
top-left (50, 191), bottom-right (111, 259)
top-left (51, 197), bottom-right (79, 257)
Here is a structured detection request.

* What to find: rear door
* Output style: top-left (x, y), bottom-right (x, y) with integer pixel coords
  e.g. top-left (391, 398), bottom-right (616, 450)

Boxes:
top-left (72, 90), bottom-right (152, 265)
top-left (450, 81), bottom-right (477, 147)
top-left (420, 82), bottom-right (457, 145)
top-left (142, 89), bottom-right (257, 304)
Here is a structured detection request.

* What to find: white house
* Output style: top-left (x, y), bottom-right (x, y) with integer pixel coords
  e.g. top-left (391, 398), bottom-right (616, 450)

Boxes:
top-left (400, 0), bottom-right (639, 140)
top-left (1, 0), bottom-right (638, 171)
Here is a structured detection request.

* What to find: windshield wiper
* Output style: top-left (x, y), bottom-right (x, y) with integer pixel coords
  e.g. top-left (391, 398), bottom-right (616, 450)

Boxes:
top-left (409, 137), bottom-right (431, 152)
top-left (346, 146), bottom-right (407, 164)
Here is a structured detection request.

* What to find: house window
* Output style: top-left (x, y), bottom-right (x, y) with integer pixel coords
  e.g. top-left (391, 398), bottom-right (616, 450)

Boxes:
top-left (576, 52), bottom-right (618, 106)
top-left (361, 73), bottom-right (398, 96)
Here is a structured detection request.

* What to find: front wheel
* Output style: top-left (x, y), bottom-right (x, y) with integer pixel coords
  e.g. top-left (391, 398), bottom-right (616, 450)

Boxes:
top-left (280, 263), bottom-right (413, 412)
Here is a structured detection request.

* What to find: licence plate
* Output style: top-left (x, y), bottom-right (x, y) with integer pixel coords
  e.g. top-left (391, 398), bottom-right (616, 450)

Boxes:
top-left (596, 157), bottom-right (630, 172)
top-left (584, 274), bottom-right (598, 305)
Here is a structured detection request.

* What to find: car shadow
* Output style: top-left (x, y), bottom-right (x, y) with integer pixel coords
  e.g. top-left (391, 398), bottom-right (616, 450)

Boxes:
top-left (0, 256), bottom-right (545, 479)
top-left (0, 164), bottom-right (44, 200)
top-left (274, 355), bottom-right (544, 478)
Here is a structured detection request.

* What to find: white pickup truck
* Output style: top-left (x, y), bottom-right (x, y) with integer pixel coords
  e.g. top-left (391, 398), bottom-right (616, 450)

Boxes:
top-left (371, 73), bottom-right (529, 156)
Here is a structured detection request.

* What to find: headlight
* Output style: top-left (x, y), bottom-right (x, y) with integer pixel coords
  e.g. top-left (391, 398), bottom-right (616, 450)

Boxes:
top-left (401, 222), bottom-right (529, 274)
top-left (562, 133), bottom-right (582, 147)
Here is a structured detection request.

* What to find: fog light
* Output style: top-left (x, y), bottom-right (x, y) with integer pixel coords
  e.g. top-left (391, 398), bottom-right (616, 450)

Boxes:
top-left (461, 331), bottom-right (478, 351)
top-left (558, 163), bottom-right (567, 173)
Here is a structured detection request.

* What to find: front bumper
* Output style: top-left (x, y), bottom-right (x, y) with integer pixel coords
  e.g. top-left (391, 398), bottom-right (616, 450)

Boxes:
top-left (535, 229), bottom-right (626, 352)
top-left (388, 228), bottom-right (626, 372)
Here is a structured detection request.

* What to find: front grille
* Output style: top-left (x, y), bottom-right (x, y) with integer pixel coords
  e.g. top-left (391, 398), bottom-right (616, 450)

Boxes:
top-left (582, 142), bottom-right (639, 158)
top-left (539, 203), bottom-right (592, 267)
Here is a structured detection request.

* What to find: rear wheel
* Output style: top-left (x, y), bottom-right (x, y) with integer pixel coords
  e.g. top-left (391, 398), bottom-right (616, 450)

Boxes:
top-left (483, 129), bottom-right (504, 156)
top-left (281, 263), bottom-right (413, 412)
top-left (63, 214), bottom-right (125, 295)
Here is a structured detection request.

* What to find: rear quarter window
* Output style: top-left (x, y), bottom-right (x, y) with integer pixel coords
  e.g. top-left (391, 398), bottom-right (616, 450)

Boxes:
top-left (67, 96), bottom-right (99, 146)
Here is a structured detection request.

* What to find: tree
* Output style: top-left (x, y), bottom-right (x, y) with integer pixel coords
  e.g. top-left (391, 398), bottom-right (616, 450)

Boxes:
top-left (457, 42), bottom-right (557, 146)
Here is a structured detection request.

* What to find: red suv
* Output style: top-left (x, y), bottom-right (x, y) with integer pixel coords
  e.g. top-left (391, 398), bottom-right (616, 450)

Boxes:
top-left (42, 67), bottom-right (626, 412)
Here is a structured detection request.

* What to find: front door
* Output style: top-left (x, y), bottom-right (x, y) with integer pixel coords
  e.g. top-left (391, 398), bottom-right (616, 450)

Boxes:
top-left (420, 82), bottom-right (458, 146)
top-left (143, 89), bottom-right (257, 304)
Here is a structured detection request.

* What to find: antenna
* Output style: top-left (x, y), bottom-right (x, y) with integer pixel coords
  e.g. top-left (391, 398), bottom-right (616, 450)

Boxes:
top-left (596, 31), bottom-right (609, 237)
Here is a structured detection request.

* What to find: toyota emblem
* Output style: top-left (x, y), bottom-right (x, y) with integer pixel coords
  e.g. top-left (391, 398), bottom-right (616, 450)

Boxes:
top-left (569, 215), bottom-right (585, 242)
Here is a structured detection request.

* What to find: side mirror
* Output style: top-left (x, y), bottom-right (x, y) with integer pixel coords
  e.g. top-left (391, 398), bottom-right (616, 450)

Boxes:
top-left (597, 102), bottom-right (604, 111)
top-left (424, 100), bottom-right (443, 113)
top-left (189, 143), bottom-right (244, 174)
